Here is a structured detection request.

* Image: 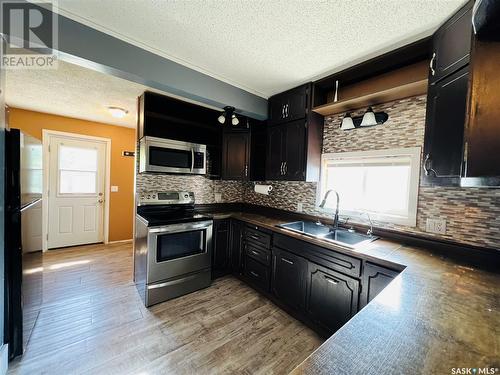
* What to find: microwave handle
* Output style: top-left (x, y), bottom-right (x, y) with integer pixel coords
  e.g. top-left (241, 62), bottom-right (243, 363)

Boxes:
top-left (191, 148), bottom-right (195, 172)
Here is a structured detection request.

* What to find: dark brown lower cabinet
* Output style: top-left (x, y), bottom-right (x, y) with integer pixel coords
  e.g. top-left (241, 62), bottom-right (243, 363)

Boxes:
top-left (271, 247), bottom-right (308, 311)
top-left (359, 262), bottom-right (399, 309)
top-left (306, 262), bottom-right (359, 334)
top-left (212, 219), bottom-right (230, 279)
top-left (230, 220), bottom-right (245, 275)
top-left (243, 255), bottom-right (270, 292)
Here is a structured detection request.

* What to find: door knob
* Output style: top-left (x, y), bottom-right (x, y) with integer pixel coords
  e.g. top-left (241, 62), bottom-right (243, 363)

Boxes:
top-left (98, 199), bottom-right (104, 204)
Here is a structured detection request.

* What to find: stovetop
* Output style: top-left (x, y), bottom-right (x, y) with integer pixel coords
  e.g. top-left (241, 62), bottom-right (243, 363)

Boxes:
top-left (136, 207), bottom-right (212, 227)
top-left (136, 191), bottom-right (214, 226)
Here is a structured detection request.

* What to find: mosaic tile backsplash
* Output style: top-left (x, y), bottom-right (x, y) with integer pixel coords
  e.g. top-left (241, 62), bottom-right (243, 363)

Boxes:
top-left (136, 95), bottom-right (500, 249)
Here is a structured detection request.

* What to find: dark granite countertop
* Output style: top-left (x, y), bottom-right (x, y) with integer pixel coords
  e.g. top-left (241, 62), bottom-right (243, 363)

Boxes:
top-left (205, 209), bottom-right (500, 374)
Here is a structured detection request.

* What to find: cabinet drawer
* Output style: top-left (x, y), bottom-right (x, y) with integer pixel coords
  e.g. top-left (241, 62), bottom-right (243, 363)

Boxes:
top-left (273, 234), bottom-right (362, 278)
top-left (245, 226), bottom-right (271, 249)
top-left (245, 242), bottom-right (271, 266)
top-left (244, 255), bottom-right (270, 291)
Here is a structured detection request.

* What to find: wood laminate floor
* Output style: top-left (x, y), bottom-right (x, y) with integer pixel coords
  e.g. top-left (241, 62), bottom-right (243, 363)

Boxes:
top-left (9, 242), bottom-right (323, 375)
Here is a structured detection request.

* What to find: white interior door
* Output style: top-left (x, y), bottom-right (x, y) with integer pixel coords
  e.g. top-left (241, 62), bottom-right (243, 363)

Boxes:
top-left (47, 135), bottom-right (106, 249)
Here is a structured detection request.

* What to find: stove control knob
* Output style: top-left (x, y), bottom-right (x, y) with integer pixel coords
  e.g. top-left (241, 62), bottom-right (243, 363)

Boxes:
top-left (184, 194), bottom-right (189, 198)
top-left (152, 194), bottom-right (156, 199)
top-left (147, 195), bottom-right (151, 199)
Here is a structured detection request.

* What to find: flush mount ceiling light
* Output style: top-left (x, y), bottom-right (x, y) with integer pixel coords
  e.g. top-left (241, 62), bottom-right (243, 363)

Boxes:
top-left (360, 107), bottom-right (377, 127)
top-left (107, 106), bottom-right (128, 118)
top-left (340, 113), bottom-right (355, 130)
top-left (218, 106), bottom-right (239, 126)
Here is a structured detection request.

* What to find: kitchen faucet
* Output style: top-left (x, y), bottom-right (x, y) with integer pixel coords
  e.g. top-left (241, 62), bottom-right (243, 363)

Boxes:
top-left (319, 189), bottom-right (340, 232)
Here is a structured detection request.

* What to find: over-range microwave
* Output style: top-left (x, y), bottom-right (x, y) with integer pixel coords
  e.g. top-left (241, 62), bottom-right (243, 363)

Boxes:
top-left (139, 136), bottom-right (206, 174)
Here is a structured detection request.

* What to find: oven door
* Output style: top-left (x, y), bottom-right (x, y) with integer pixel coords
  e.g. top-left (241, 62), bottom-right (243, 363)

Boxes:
top-left (146, 220), bottom-right (212, 284)
top-left (140, 137), bottom-right (206, 174)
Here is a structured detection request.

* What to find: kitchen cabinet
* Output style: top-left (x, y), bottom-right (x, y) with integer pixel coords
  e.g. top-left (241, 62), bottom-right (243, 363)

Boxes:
top-left (429, 1), bottom-right (473, 84)
top-left (243, 255), bottom-right (270, 292)
top-left (266, 83), bottom-right (323, 182)
top-left (305, 262), bottom-right (359, 334)
top-left (221, 131), bottom-right (250, 180)
top-left (423, 65), bottom-right (469, 185)
top-left (266, 119), bottom-right (306, 181)
top-left (359, 263), bottom-right (400, 309)
top-left (272, 247), bottom-right (308, 311)
top-left (230, 220), bottom-right (245, 275)
top-left (212, 219), bottom-right (230, 279)
top-left (268, 85), bottom-right (307, 125)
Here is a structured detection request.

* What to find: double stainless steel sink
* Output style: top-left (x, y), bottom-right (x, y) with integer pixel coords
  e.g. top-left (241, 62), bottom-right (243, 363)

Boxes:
top-left (277, 220), bottom-right (378, 249)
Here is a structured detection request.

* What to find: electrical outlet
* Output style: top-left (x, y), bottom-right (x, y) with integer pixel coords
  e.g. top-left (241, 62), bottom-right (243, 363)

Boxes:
top-left (296, 202), bottom-right (303, 212)
top-left (426, 218), bottom-right (446, 235)
top-left (110, 186), bottom-right (119, 192)
top-left (214, 193), bottom-right (222, 203)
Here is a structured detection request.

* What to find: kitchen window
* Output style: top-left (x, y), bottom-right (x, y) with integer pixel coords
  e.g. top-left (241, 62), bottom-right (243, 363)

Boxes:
top-left (318, 147), bottom-right (421, 226)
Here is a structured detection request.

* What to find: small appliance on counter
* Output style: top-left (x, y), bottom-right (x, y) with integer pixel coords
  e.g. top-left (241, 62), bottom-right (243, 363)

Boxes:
top-left (139, 137), bottom-right (206, 174)
top-left (4, 128), bottom-right (43, 359)
top-left (134, 191), bottom-right (213, 307)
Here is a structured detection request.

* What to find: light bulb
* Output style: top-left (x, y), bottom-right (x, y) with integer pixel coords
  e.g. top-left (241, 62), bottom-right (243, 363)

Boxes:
top-left (231, 115), bottom-right (239, 126)
top-left (218, 114), bottom-right (226, 124)
top-left (107, 106), bottom-right (128, 118)
top-left (340, 113), bottom-right (355, 130)
top-left (360, 107), bottom-right (377, 127)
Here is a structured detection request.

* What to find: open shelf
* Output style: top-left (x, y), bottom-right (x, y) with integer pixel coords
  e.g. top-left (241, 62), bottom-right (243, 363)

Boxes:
top-left (312, 79), bottom-right (428, 116)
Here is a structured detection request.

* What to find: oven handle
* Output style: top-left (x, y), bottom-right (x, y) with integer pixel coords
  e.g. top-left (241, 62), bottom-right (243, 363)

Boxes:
top-left (148, 220), bottom-right (213, 234)
top-left (191, 148), bottom-right (195, 172)
top-left (147, 273), bottom-right (201, 289)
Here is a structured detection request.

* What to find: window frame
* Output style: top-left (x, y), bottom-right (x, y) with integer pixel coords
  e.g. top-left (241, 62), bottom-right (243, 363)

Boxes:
top-left (317, 147), bottom-right (421, 227)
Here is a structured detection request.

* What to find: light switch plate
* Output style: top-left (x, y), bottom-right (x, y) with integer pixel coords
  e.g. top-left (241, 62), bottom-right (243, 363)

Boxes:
top-left (111, 186), bottom-right (119, 192)
top-left (426, 218), bottom-right (446, 235)
top-left (296, 202), bottom-right (303, 212)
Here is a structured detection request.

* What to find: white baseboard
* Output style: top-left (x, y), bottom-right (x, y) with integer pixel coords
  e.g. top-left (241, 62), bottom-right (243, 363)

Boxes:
top-left (0, 344), bottom-right (8, 375)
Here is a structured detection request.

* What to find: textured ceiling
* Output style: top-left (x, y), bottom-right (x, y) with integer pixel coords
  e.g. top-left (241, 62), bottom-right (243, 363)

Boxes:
top-left (5, 60), bottom-right (219, 128)
top-left (58, 0), bottom-right (467, 98)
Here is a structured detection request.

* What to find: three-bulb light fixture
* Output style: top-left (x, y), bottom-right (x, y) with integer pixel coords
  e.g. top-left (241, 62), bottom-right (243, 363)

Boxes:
top-left (340, 107), bottom-right (389, 130)
top-left (218, 106), bottom-right (239, 126)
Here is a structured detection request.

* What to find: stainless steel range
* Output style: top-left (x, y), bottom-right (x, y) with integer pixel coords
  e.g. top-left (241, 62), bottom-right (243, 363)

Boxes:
top-left (134, 191), bottom-right (212, 307)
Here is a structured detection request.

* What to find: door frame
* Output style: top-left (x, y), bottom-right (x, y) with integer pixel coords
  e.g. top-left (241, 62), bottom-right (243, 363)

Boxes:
top-left (42, 129), bottom-right (111, 251)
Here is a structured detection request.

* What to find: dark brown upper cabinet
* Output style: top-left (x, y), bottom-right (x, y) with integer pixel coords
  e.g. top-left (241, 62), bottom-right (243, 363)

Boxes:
top-left (221, 118), bottom-right (266, 181)
top-left (429, 1), bottom-right (473, 84)
top-left (268, 85), bottom-right (308, 125)
top-left (423, 65), bottom-right (469, 185)
top-left (221, 131), bottom-right (250, 180)
top-left (266, 83), bottom-right (323, 182)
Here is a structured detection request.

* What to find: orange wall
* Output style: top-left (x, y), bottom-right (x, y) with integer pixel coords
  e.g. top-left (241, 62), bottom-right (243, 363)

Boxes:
top-left (9, 108), bottom-right (136, 242)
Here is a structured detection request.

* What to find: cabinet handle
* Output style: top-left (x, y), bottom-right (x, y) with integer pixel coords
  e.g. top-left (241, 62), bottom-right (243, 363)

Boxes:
top-left (244, 164), bottom-right (248, 177)
top-left (284, 161), bottom-right (287, 175)
top-left (429, 52), bottom-right (436, 76)
top-left (325, 277), bottom-right (339, 285)
top-left (282, 104), bottom-right (285, 119)
top-left (285, 104), bottom-right (289, 118)
top-left (251, 250), bottom-right (260, 256)
top-left (250, 271), bottom-right (259, 278)
top-left (280, 161), bottom-right (284, 175)
top-left (281, 257), bottom-right (294, 265)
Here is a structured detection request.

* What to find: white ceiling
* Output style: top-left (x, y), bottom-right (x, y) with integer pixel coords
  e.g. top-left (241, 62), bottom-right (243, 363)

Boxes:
top-left (58, 0), bottom-right (467, 98)
top-left (5, 60), bottom-right (220, 128)
top-left (6, 60), bottom-right (146, 127)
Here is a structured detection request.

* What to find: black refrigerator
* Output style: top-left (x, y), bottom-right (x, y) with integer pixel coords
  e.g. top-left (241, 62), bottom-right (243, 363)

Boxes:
top-left (4, 128), bottom-right (43, 359)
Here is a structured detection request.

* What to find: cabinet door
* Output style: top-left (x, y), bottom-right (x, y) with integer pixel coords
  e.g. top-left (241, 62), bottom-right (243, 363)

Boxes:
top-left (272, 248), bottom-right (307, 311)
top-left (430, 2), bottom-right (473, 84)
top-left (423, 65), bottom-right (469, 183)
top-left (230, 220), bottom-right (244, 274)
top-left (212, 220), bottom-right (230, 279)
top-left (266, 125), bottom-right (284, 180)
top-left (285, 85), bottom-right (308, 122)
top-left (268, 95), bottom-right (285, 125)
top-left (221, 131), bottom-right (249, 180)
top-left (306, 262), bottom-right (359, 334)
top-left (283, 120), bottom-right (306, 180)
top-left (359, 263), bottom-right (400, 309)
